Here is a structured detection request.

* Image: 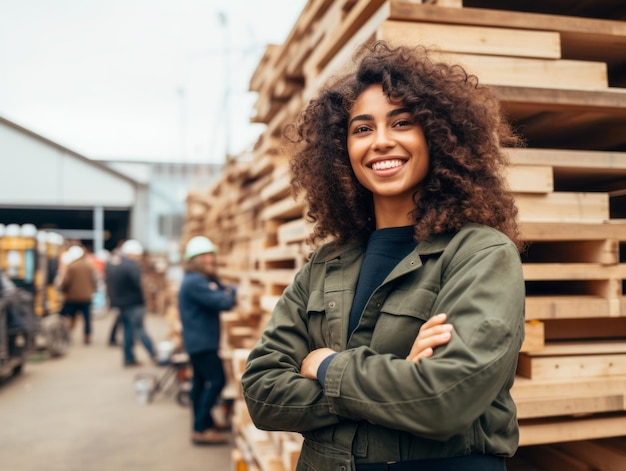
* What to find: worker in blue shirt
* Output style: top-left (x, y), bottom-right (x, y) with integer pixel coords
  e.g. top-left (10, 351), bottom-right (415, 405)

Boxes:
top-left (178, 236), bottom-right (237, 445)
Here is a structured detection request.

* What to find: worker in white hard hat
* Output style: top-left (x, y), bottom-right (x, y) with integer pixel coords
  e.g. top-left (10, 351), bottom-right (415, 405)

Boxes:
top-left (58, 244), bottom-right (97, 344)
top-left (178, 236), bottom-right (237, 445)
top-left (105, 239), bottom-right (157, 366)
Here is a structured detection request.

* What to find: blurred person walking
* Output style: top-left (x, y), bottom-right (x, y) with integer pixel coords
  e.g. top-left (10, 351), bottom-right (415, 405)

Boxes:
top-left (106, 240), bottom-right (125, 346)
top-left (58, 244), bottom-right (97, 345)
top-left (178, 236), bottom-right (237, 445)
top-left (105, 239), bottom-right (157, 367)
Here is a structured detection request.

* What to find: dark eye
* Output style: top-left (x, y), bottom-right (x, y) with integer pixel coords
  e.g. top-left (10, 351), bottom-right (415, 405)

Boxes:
top-left (393, 118), bottom-right (413, 128)
top-left (352, 125), bottom-right (371, 134)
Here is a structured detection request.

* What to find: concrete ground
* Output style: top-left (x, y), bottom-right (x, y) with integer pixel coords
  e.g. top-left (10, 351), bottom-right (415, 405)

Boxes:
top-left (0, 311), bottom-right (232, 471)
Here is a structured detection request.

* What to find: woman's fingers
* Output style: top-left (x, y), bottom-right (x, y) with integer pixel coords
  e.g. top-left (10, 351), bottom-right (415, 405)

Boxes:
top-left (422, 312), bottom-right (448, 329)
top-left (406, 329), bottom-right (452, 362)
top-left (300, 347), bottom-right (336, 379)
top-left (406, 313), bottom-right (453, 363)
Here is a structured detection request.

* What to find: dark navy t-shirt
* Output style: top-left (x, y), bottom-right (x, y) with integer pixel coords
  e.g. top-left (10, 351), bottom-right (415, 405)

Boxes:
top-left (317, 225), bottom-right (417, 385)
top-left (347, 225), bottom-right (417, 339)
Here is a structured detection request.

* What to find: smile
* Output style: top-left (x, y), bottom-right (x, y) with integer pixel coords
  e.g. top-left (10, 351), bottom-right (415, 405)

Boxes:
top-left (371, 159), bottom-right (405, 171)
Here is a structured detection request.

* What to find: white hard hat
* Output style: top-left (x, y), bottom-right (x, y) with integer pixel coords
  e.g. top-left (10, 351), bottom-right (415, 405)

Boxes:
top-left (121, 239), bottom-right (144, 256)
top-left (5, 224), bottom-right (20, 237)
top-left (184, 236), bottom-right (217, 260)
top-left (47, 232), bottom-right (64, 246)
top-left (62, 246), bottom-right (84, 265)
top-left (68, 245), bottom-right (85, 260)
top-left (20, 224), bottom-right (37, 237)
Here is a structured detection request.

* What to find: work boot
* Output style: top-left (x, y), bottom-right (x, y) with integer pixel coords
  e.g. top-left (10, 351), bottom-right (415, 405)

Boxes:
top-left (191, 429), bottom-right (229, 445)
top-left (84, 335), bottom-right (91, 345)
top-left (213, 420), bottom-right (232, 432)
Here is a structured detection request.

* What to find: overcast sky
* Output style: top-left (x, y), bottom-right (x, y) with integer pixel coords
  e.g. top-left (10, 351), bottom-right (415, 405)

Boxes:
top-left (0, 0), bottom-right (306, 163)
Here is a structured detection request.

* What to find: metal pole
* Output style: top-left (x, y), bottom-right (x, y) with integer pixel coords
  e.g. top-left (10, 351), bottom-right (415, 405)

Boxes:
top-left (93, 206), bottom-right (104, 254)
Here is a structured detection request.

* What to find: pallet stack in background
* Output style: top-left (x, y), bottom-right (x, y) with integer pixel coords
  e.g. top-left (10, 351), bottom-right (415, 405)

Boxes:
top-left (182, 1), bottom-right (626, 469)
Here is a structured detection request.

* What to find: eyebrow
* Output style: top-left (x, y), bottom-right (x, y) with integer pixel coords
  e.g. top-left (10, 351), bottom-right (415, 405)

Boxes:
top-left (348, 107), bottom-right (411, 128)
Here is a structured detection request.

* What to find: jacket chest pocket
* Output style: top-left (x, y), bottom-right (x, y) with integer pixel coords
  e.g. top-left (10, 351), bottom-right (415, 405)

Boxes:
top-left (370, 287), bottom-right (439, 358)
top-left (306, 289), bottom-right (334, 350)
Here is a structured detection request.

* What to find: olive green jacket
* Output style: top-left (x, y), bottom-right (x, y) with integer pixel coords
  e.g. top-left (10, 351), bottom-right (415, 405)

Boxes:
top-left (242, 223), bottom-right (525, 470)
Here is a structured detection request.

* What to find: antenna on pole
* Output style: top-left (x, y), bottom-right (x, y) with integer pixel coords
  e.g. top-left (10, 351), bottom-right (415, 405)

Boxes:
top-left (177, 86), bottom-right (187, 161)
top-left (218, 11), bottom-right (230, 158)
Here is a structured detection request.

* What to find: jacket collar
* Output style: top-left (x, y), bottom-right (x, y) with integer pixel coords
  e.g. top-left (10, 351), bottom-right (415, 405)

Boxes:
top-left (313, 231), bottom-right (454, 264)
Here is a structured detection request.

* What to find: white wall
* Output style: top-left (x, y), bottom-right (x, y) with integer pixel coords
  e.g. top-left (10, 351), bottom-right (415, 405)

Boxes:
top-left (0, 123), bottom-right (136, 207)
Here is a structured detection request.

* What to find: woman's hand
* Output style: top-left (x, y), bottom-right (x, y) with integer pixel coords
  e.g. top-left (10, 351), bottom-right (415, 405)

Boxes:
top-left (301, 348), bottom-right (336, 379)
top-left (406, 313), bottom-right (453, 363)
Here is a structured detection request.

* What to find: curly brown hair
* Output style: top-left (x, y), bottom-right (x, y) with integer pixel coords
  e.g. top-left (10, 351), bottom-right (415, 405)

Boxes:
top-left (286, 41), bottom-right (523, 251)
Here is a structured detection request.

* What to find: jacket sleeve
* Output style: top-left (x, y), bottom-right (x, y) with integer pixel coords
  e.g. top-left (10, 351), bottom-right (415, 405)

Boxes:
top-left (323, 237), bottom-right (525, 441)
top-left (183, 275), bottom-right (236, 311)
top-left (59, 267), bottom-right (71, 293)
top-left (242, 260), bottom-right (341, 432)
top-left (91, 265), bottom-right (98, 292)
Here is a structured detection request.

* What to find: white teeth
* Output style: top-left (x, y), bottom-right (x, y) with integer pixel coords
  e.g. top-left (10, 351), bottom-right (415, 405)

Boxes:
top-left (371, 159), bottom-right (404, 171)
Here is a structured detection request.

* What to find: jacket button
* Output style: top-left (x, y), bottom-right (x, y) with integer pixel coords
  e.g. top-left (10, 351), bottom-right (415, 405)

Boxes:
top-left (328, 301), bottom-right (336, 309)
top-left (339, 467), bottom-right (347, 471)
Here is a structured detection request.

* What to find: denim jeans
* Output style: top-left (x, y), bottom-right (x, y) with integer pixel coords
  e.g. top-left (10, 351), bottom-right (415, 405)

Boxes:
top-left (119, 305), bottom-right (155, 364)
top-left (189, 350), bottom-right (225, 432)
top-left (108, 311), bottom-right (121, 345)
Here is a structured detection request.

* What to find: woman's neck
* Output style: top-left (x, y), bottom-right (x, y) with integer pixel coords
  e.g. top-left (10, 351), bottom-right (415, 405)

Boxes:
top-left (373, 198), bottom-right (415, 229)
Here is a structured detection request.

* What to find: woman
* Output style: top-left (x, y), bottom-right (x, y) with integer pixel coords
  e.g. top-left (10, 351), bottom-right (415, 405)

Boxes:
top-left (241, 41), bottom-right (525, 470)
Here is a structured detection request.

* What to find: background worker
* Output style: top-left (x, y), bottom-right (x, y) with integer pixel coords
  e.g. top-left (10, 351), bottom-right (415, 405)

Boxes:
top-left (106, 240), bottom-right (126, 346)
top-left (105, 239), bottom-right (157, 367)
top-left (58, 244), bottom-right (97, 345)
top-left (178, 236), bottom-right (237, 445)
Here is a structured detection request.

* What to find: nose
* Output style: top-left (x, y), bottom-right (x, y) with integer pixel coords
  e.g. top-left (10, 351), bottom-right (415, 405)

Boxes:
top-left (371, 127), bottom-right (394, 151)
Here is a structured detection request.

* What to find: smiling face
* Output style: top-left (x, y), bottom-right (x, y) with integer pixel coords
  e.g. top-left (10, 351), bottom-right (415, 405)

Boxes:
top-left (347, 84), bottom-right (429, 228)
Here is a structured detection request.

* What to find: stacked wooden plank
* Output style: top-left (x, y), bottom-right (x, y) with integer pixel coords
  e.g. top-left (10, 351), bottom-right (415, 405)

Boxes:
top-left (182, 1), bottom-right (626, 470)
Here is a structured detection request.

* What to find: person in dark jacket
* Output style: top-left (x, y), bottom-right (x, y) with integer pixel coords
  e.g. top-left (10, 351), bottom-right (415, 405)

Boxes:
top-left (178, 236), bottom-right (237, 445)
top-left (105, 239), bottom-right (156, 367)
top-left (106, 241), bottom-right (125, 346)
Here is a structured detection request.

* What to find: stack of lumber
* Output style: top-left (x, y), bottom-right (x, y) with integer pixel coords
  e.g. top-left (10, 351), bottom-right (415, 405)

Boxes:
top-left (141, 254), bottom-right (172, 316)
top-left (182, 1), bottom-right (626, 470)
